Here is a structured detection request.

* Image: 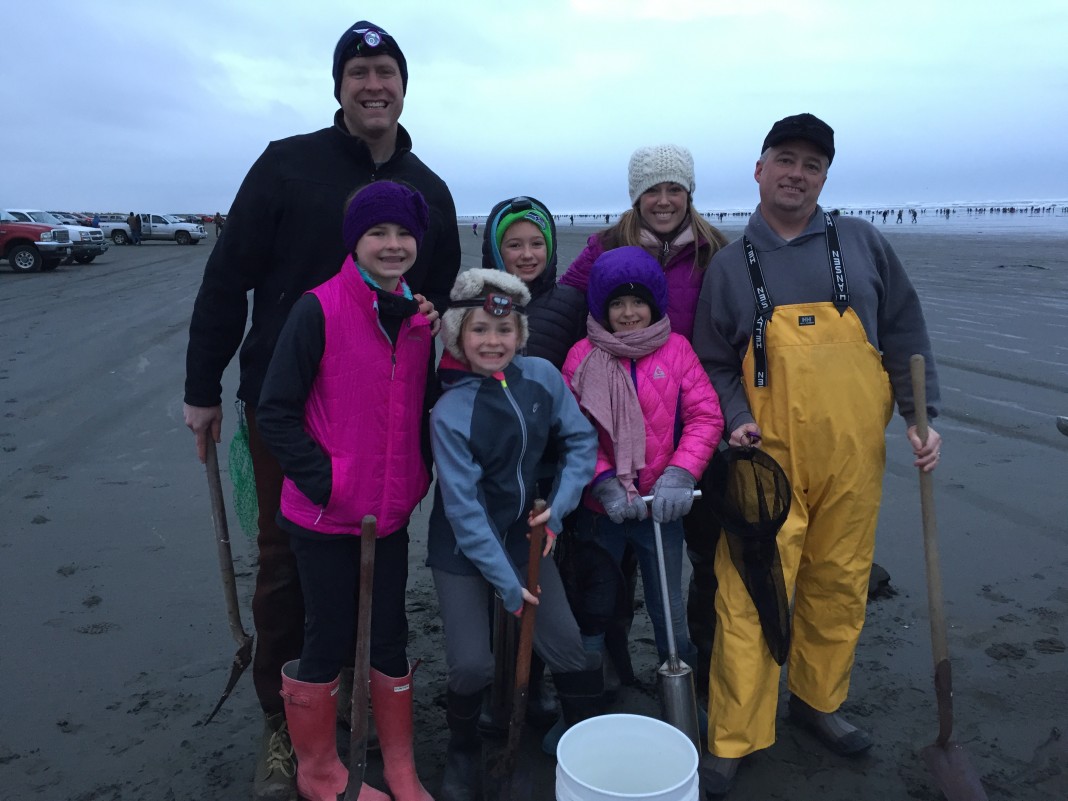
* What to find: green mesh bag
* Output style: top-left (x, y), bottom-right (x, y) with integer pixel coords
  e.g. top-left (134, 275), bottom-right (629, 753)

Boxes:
top-left (228, 406), bottom-right (260, 541)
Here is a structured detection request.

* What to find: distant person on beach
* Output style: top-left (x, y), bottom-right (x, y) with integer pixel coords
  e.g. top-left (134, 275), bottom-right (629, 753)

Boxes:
top-left (427, 268), bottom-right (598, 800)
top-left (256, 181), bottom-right (436, 801)
top-left (692, 112), bottom-right (942, 796)
top-left (128, 212), bottom-right (142, 245)
top-left (472, 220), bottom-right (478, 236)
top-left (558, 143), bottom-right (729, 692)
top-left (182, 20), bottom-right (460, 801)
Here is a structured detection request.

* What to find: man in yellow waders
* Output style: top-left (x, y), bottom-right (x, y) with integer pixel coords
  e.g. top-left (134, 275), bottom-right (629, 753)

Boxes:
top-left (691, 113), bottom-right (943, 796)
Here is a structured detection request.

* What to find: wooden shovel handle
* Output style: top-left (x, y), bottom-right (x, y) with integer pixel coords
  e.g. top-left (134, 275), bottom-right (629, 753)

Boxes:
top-left (345, 515), bottom-right (377, 801)
top-left (514, 499), bottom-right (548, 692)
top-left (911, 355), bottom-right (948, 666)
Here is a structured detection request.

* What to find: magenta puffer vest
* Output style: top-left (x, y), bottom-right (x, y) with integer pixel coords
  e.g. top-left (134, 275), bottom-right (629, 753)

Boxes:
top-left (280, 257), bottom-right (432, 535)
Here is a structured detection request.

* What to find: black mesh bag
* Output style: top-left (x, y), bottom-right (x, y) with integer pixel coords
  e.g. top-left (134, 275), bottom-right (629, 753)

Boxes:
top-left (704, 446), bottom-right (793, 665)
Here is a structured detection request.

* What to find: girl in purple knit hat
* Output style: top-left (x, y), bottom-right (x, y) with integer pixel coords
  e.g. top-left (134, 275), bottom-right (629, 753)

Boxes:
top-left (256, 180), bottom-right (436, 801)
top-left (563, 246), bottom-right (724, 673)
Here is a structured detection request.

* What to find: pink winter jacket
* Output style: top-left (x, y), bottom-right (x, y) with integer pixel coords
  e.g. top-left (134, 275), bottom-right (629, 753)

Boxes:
top-left (562, 332), bottom-right (724, 509)
top-left (279, 258), bottom-right (432, 536)
top-left (559, 234), bottom-right (710, 340)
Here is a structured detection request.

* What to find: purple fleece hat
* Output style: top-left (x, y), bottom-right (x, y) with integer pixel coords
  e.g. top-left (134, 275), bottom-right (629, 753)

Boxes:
top-left (586, 246), bottom-right (669, 324)
top-left (343, 181), bottom-right (430, 252)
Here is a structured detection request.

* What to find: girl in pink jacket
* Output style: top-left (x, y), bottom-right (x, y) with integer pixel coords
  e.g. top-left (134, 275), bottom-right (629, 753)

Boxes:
top-left (563, 246), bottom-right (724, 667)
top-left (257, 181), bottom-right (436, 801)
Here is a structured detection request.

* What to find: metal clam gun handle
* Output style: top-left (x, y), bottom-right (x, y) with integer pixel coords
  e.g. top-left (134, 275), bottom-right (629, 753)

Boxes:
top-left (641, 489), bottom-right (703, 754)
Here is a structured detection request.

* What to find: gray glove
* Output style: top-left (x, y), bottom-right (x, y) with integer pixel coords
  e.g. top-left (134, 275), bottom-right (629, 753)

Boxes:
top-left (622, 490), bottom-right (649, 522)
top-left (651, 466), bottom-right (696, 523)
top-left (591, 477), bottom-right (629, 524)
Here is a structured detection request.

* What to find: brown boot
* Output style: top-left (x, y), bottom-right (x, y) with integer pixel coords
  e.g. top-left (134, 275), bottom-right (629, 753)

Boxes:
top-left (253, 713), bottom-right (297, 801)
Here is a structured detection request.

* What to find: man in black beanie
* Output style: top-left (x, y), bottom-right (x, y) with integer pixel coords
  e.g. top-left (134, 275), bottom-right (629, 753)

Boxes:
top-left (183, 19), bottom-right (460, 801)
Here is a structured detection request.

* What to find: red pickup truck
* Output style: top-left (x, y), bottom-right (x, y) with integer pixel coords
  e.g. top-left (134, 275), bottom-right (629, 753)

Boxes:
top-left (0, 210), bottom-right (73, 272)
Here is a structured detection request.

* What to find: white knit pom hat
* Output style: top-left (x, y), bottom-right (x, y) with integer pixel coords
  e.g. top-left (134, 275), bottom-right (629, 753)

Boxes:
top-left (441, 268), bottom-right (531, 362)
top-left (627, 144), bottom-right (695, 205)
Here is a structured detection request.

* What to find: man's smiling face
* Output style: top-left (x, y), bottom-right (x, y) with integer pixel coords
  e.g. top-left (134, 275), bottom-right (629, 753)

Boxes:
top-left (339, 54), bottom-right (404, 141)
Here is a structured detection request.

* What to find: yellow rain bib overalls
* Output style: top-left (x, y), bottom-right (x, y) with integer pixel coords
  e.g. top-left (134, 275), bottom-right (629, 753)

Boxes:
top-left (707, 217), bottom-right (894, 757)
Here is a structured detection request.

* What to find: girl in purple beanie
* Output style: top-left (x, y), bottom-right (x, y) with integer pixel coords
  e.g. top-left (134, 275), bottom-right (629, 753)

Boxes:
top-left (563, 246), bottom-right (724, 672)
top-left (256, 180), bottom-right (436, 801)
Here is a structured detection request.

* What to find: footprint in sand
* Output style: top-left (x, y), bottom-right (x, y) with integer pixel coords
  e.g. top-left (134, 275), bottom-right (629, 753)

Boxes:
top-left (985, 642), bottom-right (1027, 660)
top-left (75, 622), bottom-right (119, 635)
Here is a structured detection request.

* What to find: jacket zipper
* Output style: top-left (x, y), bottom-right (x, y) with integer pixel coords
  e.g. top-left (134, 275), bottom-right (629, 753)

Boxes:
top-left (497, 374), bottom-right (528, 535)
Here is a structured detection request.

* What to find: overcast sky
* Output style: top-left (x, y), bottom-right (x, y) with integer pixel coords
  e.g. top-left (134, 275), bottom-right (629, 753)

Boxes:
top-left (5, 1), bottom-right (1066, 217)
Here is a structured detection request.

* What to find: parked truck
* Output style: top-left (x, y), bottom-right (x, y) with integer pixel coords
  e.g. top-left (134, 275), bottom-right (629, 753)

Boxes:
top-left (1, 209), bottom-right (108, 264)
top-left (98, 213), bottom-right (207, 245)
top-left (0, 211), bottom-right (73, 272)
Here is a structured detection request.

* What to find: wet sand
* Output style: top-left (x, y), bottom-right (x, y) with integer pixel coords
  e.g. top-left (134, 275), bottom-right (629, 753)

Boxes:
top-left (1, 224), bottom-right (1066, 800)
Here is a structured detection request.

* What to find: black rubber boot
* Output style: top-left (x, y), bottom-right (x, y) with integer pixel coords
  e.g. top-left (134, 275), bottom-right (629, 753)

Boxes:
top-left (440, 689), bottom-right (483, 801)
top-left (526, 653), bottom-right (559, 729)
top-left (541, 666), bottom-right (605, 756)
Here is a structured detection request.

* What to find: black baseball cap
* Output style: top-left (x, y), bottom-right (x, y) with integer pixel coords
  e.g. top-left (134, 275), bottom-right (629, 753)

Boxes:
top-left (762, 113), bottom-right (834, 165)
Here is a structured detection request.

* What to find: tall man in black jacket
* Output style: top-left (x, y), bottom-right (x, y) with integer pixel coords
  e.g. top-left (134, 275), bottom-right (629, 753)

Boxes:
top-left (183, 21), bottom-right (460, 801)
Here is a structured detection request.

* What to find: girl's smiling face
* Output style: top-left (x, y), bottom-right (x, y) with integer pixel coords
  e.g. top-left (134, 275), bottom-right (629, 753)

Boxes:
top-left (607, 295), bottom-right (652, 333)
top-left (461, 308), bottom-right (519, 375)
top-left (354, 222), bottom-right (417, 291)
top-left (499, 220), bottom-right (547, 283)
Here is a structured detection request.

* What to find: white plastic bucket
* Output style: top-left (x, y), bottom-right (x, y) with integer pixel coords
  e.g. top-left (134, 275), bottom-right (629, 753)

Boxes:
top-left (556, 713), bottom-right (699, 801)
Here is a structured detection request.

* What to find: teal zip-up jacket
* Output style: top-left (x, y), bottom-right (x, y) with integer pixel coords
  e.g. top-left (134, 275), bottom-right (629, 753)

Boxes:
top-left (427, 352), bottom-right (596, 613)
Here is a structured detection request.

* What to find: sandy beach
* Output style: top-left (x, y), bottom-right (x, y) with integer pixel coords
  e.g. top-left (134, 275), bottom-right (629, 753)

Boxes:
top-left (1, 220), bottom-right (1066, 801)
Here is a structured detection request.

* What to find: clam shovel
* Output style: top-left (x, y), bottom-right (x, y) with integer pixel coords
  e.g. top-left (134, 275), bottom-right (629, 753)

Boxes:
top-left (644, 491), bottom-right (703, 755)
top-left (200, 438), bottom-right (254, 725)
top-left (910, 354), bottom-right (988, 801)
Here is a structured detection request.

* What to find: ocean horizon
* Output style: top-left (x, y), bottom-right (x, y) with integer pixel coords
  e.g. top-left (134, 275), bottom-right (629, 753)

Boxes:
top-left (459, 200), bottom-right (1068, 235)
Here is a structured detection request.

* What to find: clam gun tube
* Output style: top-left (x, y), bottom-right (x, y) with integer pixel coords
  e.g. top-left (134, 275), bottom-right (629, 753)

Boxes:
top-left (641, 490), bottom-right (703, 754)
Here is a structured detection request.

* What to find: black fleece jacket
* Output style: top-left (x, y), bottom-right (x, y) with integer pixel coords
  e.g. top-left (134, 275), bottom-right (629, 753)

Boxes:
top-left (184, 112), bottom-right (460, 409)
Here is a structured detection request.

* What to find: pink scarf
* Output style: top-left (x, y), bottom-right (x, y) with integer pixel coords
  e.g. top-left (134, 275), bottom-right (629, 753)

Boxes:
top-left (570, 316), bottom-right (671, 499)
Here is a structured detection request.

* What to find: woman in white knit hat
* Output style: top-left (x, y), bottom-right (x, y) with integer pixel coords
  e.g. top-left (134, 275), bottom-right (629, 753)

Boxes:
top-left (558, 144), bottom-right (728, 340)
top-left (558, 145), bottom-right (729, 702)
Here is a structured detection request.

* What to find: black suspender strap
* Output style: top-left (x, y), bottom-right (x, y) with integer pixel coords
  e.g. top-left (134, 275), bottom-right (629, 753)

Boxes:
top-left (824, 212), bottom-right (849, 315)
top-left (742, 236), bottom-right (773, 388)
top-left (742, 216), bottom-right (851, 388)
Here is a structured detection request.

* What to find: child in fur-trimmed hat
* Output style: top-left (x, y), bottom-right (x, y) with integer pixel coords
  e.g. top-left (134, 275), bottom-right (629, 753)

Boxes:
top-left (427, 268), bottom-right (602, 795)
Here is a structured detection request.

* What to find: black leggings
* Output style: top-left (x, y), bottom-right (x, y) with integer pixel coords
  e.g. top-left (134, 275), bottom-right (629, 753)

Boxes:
top-left (289, 527), bottom-right (411, 682)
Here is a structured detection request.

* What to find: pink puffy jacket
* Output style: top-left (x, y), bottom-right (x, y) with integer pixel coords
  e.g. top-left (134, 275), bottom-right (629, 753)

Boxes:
top-left (562, 333), bottom-right (724, 509)
top-left (279, 257), bottom-right (432, 535)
